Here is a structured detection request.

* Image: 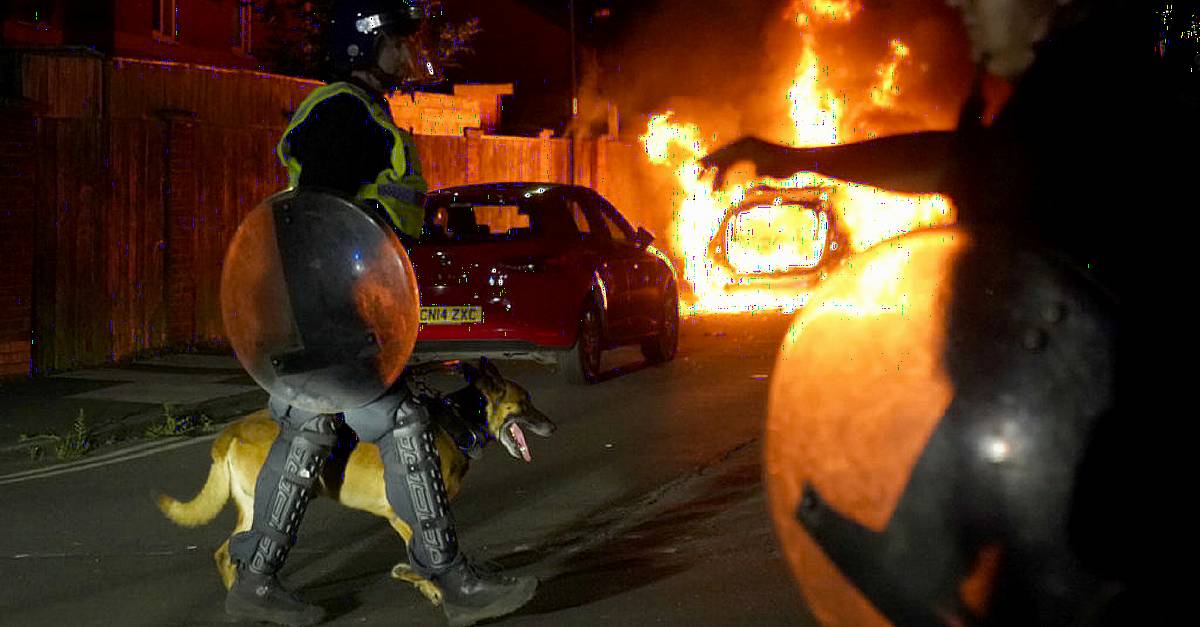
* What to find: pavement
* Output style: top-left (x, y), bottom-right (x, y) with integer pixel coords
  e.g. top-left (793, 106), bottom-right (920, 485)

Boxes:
top-left (0, 351), bottom-right (268, 477)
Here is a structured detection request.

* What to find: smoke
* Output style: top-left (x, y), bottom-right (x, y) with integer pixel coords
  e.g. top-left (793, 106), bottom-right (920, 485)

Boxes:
top-left (578, 0), bottom-right (780, 142)
top-left (582, 0), bottom-right (973, 144)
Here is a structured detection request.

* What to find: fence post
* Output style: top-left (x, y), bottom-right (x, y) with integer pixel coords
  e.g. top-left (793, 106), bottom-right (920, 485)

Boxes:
top-left (595, 137), bottom-right (608, 195)
top-left (539, 129), bottom-right (554, 183)
top-left (158, 109), bottom-right (198, 346)
top-left (575, 137), bottom-right (595, 189)
top-left (0, 106), bottom-right (38, 377)
top-left (465, 128), bottom-right (482, 184)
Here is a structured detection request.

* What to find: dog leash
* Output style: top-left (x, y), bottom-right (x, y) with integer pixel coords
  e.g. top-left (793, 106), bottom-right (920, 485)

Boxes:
top-left (401, 363), bottom-right (490, 460)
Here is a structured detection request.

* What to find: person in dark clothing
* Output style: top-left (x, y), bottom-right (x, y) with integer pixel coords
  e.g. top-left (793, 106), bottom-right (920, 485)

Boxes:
top-left (707, 0), bottom-right (1183, 623)
top-left (276, 0), bottom-right (434, 242)
top-left (223, 3), bottom-right (538, 626)
top-left (286, 93), bottom-right (394, 198)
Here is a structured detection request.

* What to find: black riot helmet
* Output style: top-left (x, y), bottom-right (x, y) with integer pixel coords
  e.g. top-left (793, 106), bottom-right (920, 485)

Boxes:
top-left (327, 0), bottom-right (444, 88)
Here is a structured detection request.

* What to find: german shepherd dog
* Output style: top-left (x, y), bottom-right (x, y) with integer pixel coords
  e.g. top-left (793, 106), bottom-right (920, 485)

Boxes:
top-left (156, 358), bottom-right (555, 606)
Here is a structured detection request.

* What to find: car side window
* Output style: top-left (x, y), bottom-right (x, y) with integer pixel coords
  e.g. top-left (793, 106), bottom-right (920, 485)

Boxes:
top-left (566, 191), bottom-right (610, 240)
top-left (588, 193), bottom-right (634, 245)
top-left (568, 198), bottom-right (592, 236)
top-left (600, 212), bottom-right (628, 243)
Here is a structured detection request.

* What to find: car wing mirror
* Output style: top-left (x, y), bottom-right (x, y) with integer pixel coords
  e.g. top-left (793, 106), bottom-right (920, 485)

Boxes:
top-left (634, 226), bottom-right (655, 249)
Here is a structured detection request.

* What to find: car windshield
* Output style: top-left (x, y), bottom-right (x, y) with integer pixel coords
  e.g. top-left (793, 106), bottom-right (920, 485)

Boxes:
top-left (422, 188), bottom-right (585, 242)
top-left (420, 202), bottom-right (533, 244)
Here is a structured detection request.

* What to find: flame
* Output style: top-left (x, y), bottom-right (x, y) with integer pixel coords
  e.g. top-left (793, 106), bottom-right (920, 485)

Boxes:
top-left (794, 0), bottom-right (859, 27)
top-left (727, 202), bottom-right (830, 275)
top-left (789, 46), bottom-right (843, 147)
top-left (869, 40), bottom-right (911, 109)
top-left (642, 3), bottom-right (956, 314)
top-left (787, 1), bottom-right (853, 146)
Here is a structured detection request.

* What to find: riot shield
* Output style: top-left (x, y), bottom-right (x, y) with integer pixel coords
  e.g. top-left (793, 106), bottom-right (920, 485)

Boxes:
top-left (220, 189), bottom-right (420, 413)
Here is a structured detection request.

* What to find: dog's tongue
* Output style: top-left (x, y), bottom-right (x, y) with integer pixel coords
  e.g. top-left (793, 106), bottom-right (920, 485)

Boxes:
top-left (509, 423), bottom-right (531, 462)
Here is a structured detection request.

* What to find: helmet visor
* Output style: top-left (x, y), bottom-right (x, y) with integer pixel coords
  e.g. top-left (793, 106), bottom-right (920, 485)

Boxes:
top-left (358, 4), bottom-right (445, 89)
top-left (355, 5), bottom-right (422, 38)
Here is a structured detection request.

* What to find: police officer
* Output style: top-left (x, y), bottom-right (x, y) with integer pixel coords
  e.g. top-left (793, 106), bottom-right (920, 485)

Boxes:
top-left (278, 0), bottom-right (437, 241)
top-left (223, 2), bottom-right (538, 626)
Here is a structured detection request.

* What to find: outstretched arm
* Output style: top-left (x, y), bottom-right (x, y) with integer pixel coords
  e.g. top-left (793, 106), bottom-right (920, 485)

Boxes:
top-left (700, 132), bottom-right (958, 195)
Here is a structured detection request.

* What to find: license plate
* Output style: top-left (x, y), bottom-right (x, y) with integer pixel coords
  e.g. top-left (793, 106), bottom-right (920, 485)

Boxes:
top-left (420, 306), bottom-right (483, 325)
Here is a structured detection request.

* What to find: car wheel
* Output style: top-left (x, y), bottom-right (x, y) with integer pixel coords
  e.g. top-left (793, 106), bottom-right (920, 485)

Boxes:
top-left (560, 305), bottom-right (603, 384)
top-left (642, 286), bottom-right (679, 364)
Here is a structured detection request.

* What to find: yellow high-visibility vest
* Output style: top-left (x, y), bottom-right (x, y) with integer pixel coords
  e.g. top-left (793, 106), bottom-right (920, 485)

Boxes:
top-left (277, 82), bottom-right (427, 238)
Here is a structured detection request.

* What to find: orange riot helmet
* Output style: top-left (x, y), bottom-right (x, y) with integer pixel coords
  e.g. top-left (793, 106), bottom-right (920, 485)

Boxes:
top-left (764, 227), bottom-right (1130, 626)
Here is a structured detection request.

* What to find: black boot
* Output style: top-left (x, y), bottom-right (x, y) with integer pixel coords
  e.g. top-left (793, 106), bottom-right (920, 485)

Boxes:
top-left (226, 414), bottom-right (337, 626)
top-left (434, 559), bottom-right (538, 627)
top-left (377, 396), bottom-right (537, 626)
top-left (225, 568), bottom-right (326, 627)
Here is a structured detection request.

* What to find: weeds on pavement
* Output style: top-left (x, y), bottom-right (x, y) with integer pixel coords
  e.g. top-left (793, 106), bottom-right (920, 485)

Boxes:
top-left (19, 409), bottom-right (92, 461)
top-left (144, 404), bottom-right (212, 438)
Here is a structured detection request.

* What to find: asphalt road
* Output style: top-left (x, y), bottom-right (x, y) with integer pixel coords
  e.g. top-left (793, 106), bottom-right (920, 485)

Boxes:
top-left (0, 313), bottom-right (817, 627)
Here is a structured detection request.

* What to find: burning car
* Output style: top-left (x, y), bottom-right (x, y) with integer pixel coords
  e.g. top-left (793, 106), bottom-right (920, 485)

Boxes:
top-left (709, 186), bottom-right (848, 298)
top-left (639, 0), bottom-right (962, 315)
top-left (408, 182), bottom-right (679, 384)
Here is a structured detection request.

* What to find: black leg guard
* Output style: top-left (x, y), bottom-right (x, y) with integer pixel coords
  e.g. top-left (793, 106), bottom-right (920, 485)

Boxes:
top-left (226, 414), bottom-right (337, 627)
top-left (379, 396), bottom-right (537, 627)
top-left (380, 397), bottom-right (460, 572)
top-left (230, 416), bottom-right (337, 573)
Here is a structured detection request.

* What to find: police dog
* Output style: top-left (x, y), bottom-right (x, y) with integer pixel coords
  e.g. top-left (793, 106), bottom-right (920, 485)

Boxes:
top-left (156, 358), bottom-right (555, 605)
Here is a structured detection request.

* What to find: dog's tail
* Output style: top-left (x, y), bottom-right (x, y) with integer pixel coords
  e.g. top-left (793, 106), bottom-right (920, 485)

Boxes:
top-left (155, 430), bottom-right (234, 527)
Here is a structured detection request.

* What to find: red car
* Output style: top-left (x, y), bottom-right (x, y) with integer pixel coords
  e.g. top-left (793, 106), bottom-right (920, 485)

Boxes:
top-left (408, 182), bottom-right (680, 383)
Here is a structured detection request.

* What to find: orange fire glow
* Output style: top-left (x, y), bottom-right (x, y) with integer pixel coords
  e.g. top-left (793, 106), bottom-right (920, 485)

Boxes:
top-left (869, 40), bottom-right (911, 109)
top-left (788, 45), bottom-right (843, 147)
top-left (794, 0), bottom-right (859, 26)
top-left (642, 2), bottom-right (956, 314)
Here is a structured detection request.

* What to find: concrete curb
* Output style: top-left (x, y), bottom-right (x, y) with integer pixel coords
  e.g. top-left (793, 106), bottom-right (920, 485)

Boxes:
top-left (0, 389), bottom-right (267, 474)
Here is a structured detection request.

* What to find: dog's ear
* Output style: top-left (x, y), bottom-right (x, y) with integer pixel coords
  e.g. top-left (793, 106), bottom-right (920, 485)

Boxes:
top-left (471, 358), bottom-right (503, 397)
top-left (460, 361), bottom-right (481, 385)
top-left (480, 356), bottom-right (503, 380)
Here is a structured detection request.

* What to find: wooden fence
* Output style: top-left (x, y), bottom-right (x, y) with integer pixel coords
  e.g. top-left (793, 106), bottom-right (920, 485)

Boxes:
top-left (0, 108), bottom-right (37, 376)
top-left (0, 96), bottom-right (648, 376)
top-left (0, 49), bottom-right (662, 376)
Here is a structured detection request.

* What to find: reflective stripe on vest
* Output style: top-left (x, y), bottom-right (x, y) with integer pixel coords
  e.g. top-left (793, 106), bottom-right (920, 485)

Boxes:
top-left (277, 82), bottom-right (428, 238)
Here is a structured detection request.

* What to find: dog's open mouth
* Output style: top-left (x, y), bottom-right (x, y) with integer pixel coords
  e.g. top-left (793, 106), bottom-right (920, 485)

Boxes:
top-left (496, 411), bottom-right (553, 463)
top-left (502, 421), bottom-right (532, 462)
